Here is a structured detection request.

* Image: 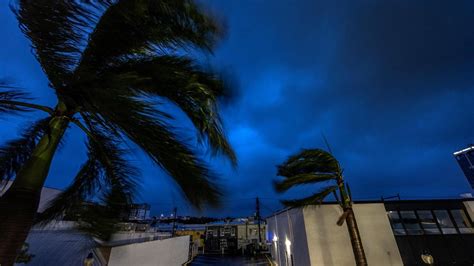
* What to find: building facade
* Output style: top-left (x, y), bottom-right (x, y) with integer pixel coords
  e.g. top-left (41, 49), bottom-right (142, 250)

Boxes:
top-left (266, 199), bottom-right (474, 266)
top-left (204, 220), bottom-right (266, 254)
top-left (385, 199), bottom-right (474, 265)
top-left (205, 224), bottom-right (238, 254)
top-left (454, 145), bottom-right (474, 188)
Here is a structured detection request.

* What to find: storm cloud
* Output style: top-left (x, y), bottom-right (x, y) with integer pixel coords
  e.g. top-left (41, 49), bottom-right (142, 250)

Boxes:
top-left (1, 0), bottom-right (473, 217)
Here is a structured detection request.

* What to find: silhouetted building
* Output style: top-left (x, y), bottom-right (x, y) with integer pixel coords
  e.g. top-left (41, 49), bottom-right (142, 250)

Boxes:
top-left (454, 145), bottom-right (474, 188)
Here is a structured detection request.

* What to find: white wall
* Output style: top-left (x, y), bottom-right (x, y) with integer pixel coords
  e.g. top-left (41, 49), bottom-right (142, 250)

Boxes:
top-left (267, 208), bottom-right (311, 266)
top-left (303, 204), bottom-right (355, 266)
top-left (267, 203), bottom-right (403, 266)
top-left (108, 235), bottom-right (190, 266)
top-left (353, 204), bottom-right (403, 266)
top-left (463, 200), bottom-right (474, 220)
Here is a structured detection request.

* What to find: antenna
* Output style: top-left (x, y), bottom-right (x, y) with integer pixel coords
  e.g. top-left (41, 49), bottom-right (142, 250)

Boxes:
top-left (256, 197), bottom-right (262, 246)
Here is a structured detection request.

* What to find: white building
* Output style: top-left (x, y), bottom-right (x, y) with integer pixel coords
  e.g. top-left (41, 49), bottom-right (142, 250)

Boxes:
top-left (267, 199), bottom-right (474, 265)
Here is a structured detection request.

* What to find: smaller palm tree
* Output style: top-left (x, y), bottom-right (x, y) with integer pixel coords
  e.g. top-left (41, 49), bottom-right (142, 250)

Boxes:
top-left (274, 148), bottom-right (367, 266)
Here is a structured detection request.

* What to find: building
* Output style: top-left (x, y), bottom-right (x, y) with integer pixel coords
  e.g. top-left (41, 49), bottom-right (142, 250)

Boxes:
top-left (454, 145), bottom-right (474, 188)
top-left (204, 219), bottom-right (266, 254)
top-left (127, 203), bottom-right (151, 221)
top-left (266, 199), bottom-right (474, 266)
top-left (236, 221), bottom-right (266, 254)
top-left (205, 222), bottom-right (238, 254)
top-left (174, 226), bottom-right (206, 253)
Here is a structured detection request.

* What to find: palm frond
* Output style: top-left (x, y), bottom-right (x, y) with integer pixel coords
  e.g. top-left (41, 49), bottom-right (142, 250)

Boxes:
top-left (274, 173), bottom-right (337, 193)
top-left (36, 157), bottom-right (101, 223)
top-left (0, 118), bottom-right (50, 185)
top-left (94, 55), bottom-right (236, 163)
top-left (11, 0), bottom-right (102, 87)
top-left (76, 184), bottom-right (132, 240)
top-left (37, 122), bottom-right (137, 229)
top-left (280, 185), bottom-right (338, 208)
top-left (0, 90), bottom-right (31, 114)
top-left (81, 91), bottom-right (221, 209)
top-left (78, 0), bottom-right (223, 72)
top-left (278, 149), bottom-right (341, 177)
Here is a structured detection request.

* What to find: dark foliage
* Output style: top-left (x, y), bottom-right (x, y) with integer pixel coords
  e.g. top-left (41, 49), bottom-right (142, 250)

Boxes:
top-left (275, 149), bottom-right (342, 207)
top-left (2, 0), bottom-right (235, 241)
top-left (0, 118), bottom-right (51, 185)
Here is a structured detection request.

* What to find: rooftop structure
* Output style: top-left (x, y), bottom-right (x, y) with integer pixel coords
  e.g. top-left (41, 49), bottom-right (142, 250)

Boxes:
top-left (453, 145), bottom-right (474, 188)
top-left (267, 198), bottom-right (474, 265)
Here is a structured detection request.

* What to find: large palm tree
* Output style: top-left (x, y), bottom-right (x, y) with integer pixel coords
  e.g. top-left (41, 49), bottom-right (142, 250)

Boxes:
top-left (274, 149), bottom-right (367, 266)
top-left (0, 0), bottom-right (236, 264)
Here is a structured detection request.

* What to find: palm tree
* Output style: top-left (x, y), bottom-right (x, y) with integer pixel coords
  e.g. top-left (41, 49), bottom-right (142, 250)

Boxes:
top-left (274, 149), bottom-right (367, 266)
top-left (0, 0), bottom-right (236, 264)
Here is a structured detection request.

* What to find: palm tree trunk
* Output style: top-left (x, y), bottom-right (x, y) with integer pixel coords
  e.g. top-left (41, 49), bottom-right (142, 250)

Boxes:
top-left (345, 208), bottom-right (368, 266)
top-left (0, 113), bottom-right (68, 265)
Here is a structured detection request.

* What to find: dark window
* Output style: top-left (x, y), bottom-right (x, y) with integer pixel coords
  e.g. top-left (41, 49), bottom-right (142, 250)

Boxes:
top-left (450, 209), bottom-right (474, 234)
top-left (388, 211), bottom-right (406, 235)
top-left (417, 210), bottom-right (440, 234)
top-left (400, 211), bottom-right (423, 235)
top-left (433, 210), bottom-right (457, 234)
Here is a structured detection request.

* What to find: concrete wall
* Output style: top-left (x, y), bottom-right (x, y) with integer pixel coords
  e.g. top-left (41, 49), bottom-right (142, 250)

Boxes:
top-left (267, 208), bottom-right (311, 266)
top-left (108, 235), bottom-right (190, 266)
top-left (303, 203), bottom-right (402, 266)
top-left (303, 204), bottom-right (355, 266)
top-left (352, 204), bottom-right (403, 266)
top-left (267, 203), bottom-right (403, 266)
top-left (463, 200), bottom-right (474, 220)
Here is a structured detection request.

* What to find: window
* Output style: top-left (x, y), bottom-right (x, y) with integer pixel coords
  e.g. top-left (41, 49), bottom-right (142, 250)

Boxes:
top-left (433, 210), bottom-right (457, 234)
top-left (388, 208), bottom-right (473, 236)
top-left (400, 211), bottom-right (423, 235)
top-left (417, 210), bottom-right (440, 234)
top-left (451, 209), bottom-right (474, 234)
top-left (388, 211), bottom-right (406, 235)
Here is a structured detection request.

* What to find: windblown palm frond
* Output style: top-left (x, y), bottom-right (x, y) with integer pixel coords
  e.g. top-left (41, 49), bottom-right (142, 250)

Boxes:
top-left (0, 89), bottom-right (32, 114)
top-left (0, 118), bottom-right (50, 185)
top-left (76, 184), bottom-right (132, 240)
top-left (274, 173), bottom-right (337, 193)
top-left (37, 123), bottom-right (137, 228)
top-left (10, 0), bottom-right (102, 87)
top-left (85, 102), bottom-right (221, 209)
top-left (7, 0), bottom-right (231, 224)
top-left (277, 148), bottom-right (341, 177)
top-left (93, 55), bottom-right (236, 163)
top-left (78, 0), bottom-right (222, 72)
top-left (275, 149), bottom-right (342, 207)
top-left (281, 185), bottom-right (338, 207)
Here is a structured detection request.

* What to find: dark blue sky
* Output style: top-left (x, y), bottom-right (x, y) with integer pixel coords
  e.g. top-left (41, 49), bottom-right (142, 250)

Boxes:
top-left (1, 0), bottom-right (473, 217)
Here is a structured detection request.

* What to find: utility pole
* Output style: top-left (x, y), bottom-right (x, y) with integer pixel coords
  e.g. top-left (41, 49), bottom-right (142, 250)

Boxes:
top-left (171, 207), bottom-right (177, 237)
top-left (256, 197), bottom-right (262, 246)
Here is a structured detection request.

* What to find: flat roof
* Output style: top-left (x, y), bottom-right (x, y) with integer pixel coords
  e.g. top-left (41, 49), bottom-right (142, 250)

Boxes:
top-left (454, 145), bottom-right (474, 155)
top-left (265, 198), bottom-right (474, 219)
